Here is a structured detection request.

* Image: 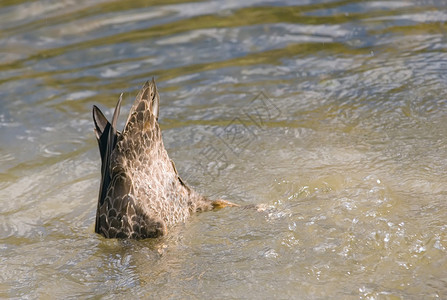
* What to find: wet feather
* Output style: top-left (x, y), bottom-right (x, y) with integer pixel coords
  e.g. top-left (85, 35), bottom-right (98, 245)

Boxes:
top-left (92, 79), bottom-right (237, 239)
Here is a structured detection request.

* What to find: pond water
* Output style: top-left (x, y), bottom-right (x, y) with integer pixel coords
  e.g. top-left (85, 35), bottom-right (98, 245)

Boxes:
top-left (1, 0), bottom-right (447, 298)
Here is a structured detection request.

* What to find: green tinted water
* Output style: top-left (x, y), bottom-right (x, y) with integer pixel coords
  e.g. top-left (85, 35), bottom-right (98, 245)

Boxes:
top-left (1, 1), bottom-right (447, 298)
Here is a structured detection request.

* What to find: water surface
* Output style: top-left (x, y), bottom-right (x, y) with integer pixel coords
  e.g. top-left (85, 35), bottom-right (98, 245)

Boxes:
top-left (1, 0), bottom-right (447, 298)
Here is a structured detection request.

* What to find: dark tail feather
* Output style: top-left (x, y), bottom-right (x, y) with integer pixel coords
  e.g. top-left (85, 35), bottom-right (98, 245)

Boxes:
top-left (92, 95), bottom-right (123, 233)
top-left (92, 105), bottom-right (111, 166)
top-left (92, 105), bottom-right (108, 140)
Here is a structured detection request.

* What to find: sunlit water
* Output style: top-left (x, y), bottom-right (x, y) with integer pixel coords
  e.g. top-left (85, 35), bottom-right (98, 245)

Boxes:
top-left (1, 0), bottom-right (447, 298)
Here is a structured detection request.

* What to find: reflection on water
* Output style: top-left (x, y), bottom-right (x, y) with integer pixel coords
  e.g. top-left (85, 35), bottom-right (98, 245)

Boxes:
top-left (1, 0), bottom-right (447, 298)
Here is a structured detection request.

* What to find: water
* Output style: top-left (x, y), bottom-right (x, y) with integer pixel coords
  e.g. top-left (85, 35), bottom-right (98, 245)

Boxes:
top-left (1, 0), bottom-right (447, 298)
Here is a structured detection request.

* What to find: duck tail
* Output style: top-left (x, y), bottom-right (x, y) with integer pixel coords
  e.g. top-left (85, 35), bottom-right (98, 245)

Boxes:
top-left (92, 94), bottom-right (122, 233)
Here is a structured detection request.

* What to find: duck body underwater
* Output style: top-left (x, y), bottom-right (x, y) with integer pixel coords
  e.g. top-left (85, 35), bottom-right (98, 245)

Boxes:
top-left (92, 79), bottom-right (237, 239)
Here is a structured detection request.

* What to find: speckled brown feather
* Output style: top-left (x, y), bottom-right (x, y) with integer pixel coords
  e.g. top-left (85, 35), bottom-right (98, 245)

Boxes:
top-left (92, 79), bottom-right (235, 239)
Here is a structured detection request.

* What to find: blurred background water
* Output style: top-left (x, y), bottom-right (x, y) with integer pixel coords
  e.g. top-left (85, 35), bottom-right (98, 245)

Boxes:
top-left (1, 0), bottom-right (447, 298)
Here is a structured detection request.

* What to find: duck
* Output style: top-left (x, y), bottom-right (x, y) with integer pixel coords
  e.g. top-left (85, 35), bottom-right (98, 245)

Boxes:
top-left (92, 79), bottom-right (237, 239)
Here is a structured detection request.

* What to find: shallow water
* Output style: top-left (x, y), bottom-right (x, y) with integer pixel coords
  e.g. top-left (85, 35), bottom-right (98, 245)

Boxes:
top-left (1, 0), bottom-right (447, 298)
